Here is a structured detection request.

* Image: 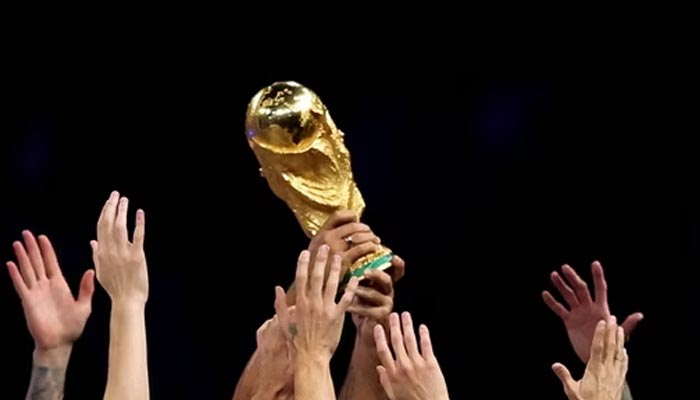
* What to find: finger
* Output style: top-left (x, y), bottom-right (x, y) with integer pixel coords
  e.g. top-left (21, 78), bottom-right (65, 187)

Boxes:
top-left (353, 285), bottom-right (390, 306)
top-left (344, 242), bottom-right (378, 266)
top-left (591, 261), bottom-right (608, 305)
top-left (324, 254), bottom-right (342, 304)
top-left (401, 312), bottom-right (420, 360)
top-left (334, 222), bottom-right (371, 241)
top-left (37, 235), bottom-right (61, 279)
top-left (419, 324), bottom-right (435, 361)
top-left (389, 255), bottom-right (405, 282)
top-left (550, 270), bottom-right (580, 308)
top-left (77, 270), bottom-right (95, 305)
top-left (97, 191), bottom-right (120, 240)
top-left (604, 316), bottom-right (617, 363)
top-left (90, 240), bottom-right (99, 267)
top-left (551, 363), bottom-right (577, 396)
top-left (589, 319), bottom-right (606, 367)
top-left (114, 197), bottom-right (129, 243)
top-left (310, 245), bottom-right (328, 299)
top-left (561, 264), bottom-right (592, 305)
top-left (347, 231), bottom-right (380, 246)
top-left (376, 366), bottom-right (394, 398)
top-left (256, 318), bottom-right (273, 345)
top-left (374, 324), bottom-right (396, 373)
top-left (542, 290), bottom-right (569, 319)
top-left (133, 209), bottom-right (146, 249)
top-left (22, 231), bottom-right (47, 281)
top-left (322, 210), bottom-right (358, 230)
top-left (13, 241), bottom-right (36, 287)
top-left (364, 270), bottom-right (393, 296)
top-left (615, 326), bottom-right (624, 363)
top-left (620, 312), bottom-right (644, 341)
top-left (389, 312), bottom-right (409, 364)
top-left (274, 286), bottom-right (291, 338)
top-left (338, 277), bottom-right (358, 313)
top-left (295, 250), bottom-right (310, 299)
top-left (618, 348), bottom-right (629, 376)
top-left (6, 262), bottom-right (29, 298)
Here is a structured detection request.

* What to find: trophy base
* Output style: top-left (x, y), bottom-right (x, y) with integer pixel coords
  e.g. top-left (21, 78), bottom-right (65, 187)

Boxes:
top-left (341, 246), bottom-right (393, 286)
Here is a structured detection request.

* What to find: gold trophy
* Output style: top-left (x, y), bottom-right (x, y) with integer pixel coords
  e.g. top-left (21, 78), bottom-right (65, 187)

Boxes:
top-left (245, 81), bottom-right (393, 284)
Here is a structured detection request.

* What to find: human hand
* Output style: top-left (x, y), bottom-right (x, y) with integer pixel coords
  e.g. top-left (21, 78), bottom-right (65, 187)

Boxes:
top-left (542, 261), bottom-right (643, 362)
top-left (374, 312), bottom-right (449, 400)
top-left (6, 231), bottom-right (94, 363)
top-left (275, 245), bottom-right (359, 361)
top-left (552, 317), bottom-right (629, 400)
top-left (91, 191), bottom-right (148, 306)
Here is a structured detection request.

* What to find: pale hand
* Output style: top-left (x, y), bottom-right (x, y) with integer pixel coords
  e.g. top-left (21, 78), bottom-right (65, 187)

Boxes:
top-left (542, 261), bottom-right (643, 362)
top-left (6, 231), bottom-right (94, 351)
top-left (552, 317), bottom-right (629, 400)
top-left (275, 245), bottom-right (358, 361)
top-left (374, 312), bottom-right (449, 400)
top-left (92, 191), bottom-right (148, 304)
top-left (256, 313), bottom-right (295, 387)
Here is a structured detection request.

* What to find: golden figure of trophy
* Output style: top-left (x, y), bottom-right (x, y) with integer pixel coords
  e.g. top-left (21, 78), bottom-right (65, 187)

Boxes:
top-left (245, 81), bottom-right (393, 284)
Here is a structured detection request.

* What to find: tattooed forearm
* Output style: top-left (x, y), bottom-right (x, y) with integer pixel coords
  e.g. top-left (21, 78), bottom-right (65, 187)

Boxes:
top-left (26, 365), bottom-right (66, 400)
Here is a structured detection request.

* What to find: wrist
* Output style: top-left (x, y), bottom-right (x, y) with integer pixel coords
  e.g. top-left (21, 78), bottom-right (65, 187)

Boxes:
top-left (296, 349), bottom-right (332, 367)
top-left (33, 344), bottom-right (73, 368)
top-left (252, 383), bottom-right (294, 400)
top-left (111, 299), bottom-right (146, 314)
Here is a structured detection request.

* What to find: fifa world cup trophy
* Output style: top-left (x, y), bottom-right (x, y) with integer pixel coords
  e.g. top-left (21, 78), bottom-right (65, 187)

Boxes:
top-left (245, 81), bottom-right (393, 284)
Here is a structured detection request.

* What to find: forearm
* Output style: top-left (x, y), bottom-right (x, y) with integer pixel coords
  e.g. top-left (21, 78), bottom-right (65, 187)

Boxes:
top-left (26, 346), bottom-right (72, 400)
top-left (233, 349), bottom-right (293, 400)
top-left (232, 350), bottom-right (261, 400)
top-left (621, 381), bottom-right (632, 400)
top-left (295, 352), bottom-right (335, 400)
top-left (104, 301), bottom-right (149, 400)
top-left (339, 336), bottom-right (386, 400)
top-left (250, 388), bottom-right (294, 400)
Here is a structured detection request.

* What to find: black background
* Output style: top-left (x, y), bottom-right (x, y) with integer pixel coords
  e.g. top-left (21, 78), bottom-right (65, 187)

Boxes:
top-left (1, 26), bottom-right (694, 399)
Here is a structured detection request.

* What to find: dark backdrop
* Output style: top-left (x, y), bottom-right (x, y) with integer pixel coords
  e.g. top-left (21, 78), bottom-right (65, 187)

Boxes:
top-left (1, 36), bottom-right (693, 399)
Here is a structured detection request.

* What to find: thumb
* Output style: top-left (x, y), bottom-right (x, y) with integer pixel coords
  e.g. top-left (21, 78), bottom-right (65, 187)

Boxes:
top-left (552, 362), bottom-right (576, 395)
top-left (89, 240), bottom-right (99, 266)
top-left (78, 269), bottom-right (96, 305)
top-left (621, 312), bottom-right (644, 340)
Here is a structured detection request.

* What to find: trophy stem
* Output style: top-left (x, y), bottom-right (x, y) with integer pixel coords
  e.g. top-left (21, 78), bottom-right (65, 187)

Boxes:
top-left (341, 245), bottom-right (393, 286)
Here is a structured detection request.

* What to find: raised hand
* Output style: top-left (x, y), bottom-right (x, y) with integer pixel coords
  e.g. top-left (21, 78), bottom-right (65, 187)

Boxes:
top-left (7, 230), bottom-right (95, 400)
top-left (6, 230), bottom-right (95, 354)
top-left (92, 191), bottom-right (148, 304)
top-left (374, 312), bottom-right (449, 400)
top-left (275, 245), bottom-right (359, 360)
top-left (252, 312), bottom-right (296, 398)
top-left (542, 261), bottom-right (643, 362)
top-left (552, 317), bottom-right (629, 400)
top-left (348, 269), bottom-right (395, 345)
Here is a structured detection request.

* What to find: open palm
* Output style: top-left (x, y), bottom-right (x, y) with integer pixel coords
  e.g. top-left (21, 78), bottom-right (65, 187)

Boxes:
top-left (542, 261), bottom-right (643, 363)
top-left (6, 231), bottom-right (94, 350)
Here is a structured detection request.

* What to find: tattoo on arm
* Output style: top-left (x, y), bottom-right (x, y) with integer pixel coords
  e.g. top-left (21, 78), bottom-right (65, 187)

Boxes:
top-left (288, 323), bottom-right (298, 337)
top-left (26, 365), bottom-right (66, 400)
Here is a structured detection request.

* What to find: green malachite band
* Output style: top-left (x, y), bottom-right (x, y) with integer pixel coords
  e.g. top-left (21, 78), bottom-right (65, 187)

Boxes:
top-left (341, 253), bottom-right (393, 285)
